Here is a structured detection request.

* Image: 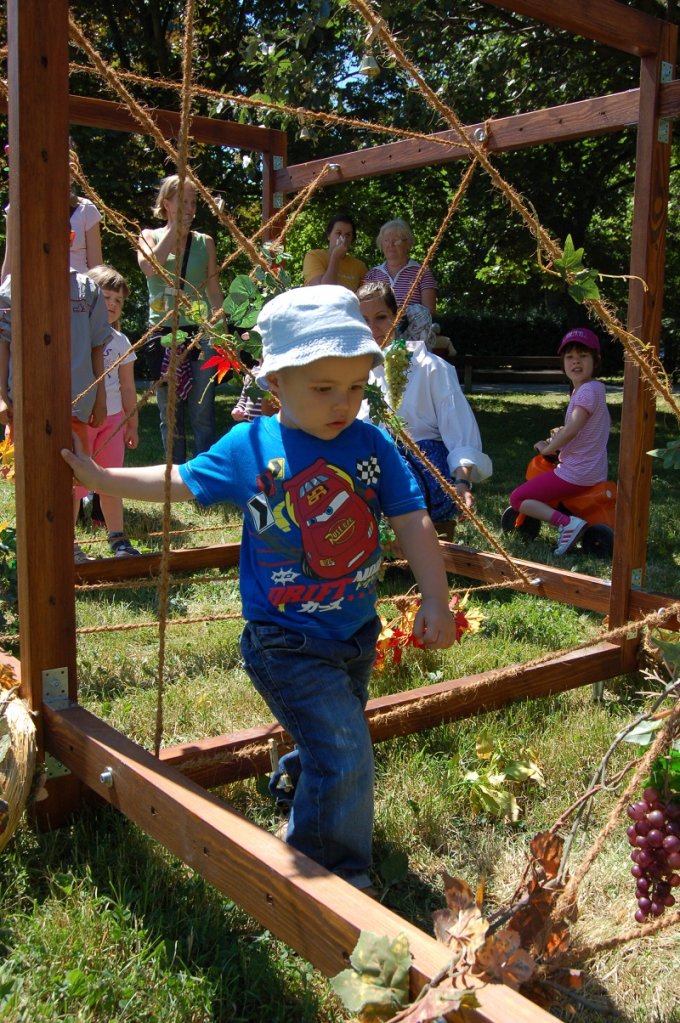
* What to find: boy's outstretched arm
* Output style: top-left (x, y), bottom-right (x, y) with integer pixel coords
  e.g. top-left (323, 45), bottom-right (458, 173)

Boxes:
top-left (389, 509), bottom-right (456, 649)
top-left (61, 447), bottom-right (193, 504)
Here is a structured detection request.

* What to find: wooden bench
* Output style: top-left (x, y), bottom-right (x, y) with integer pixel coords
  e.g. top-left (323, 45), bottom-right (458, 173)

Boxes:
top-left (461, 354), bottom-right (564, 392)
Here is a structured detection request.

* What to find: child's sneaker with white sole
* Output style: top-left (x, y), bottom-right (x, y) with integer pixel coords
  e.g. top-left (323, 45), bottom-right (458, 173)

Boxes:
top-left (554, 515), bottom-right (587, 556)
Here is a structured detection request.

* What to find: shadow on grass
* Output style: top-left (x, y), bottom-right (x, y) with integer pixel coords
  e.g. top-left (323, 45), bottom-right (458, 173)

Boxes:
top-left (16, 806), bottom-right (340, 1023)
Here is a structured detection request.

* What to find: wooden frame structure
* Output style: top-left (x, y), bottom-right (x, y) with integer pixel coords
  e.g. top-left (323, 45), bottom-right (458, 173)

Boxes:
top-left (2, 1), bottom-right (679, 1020)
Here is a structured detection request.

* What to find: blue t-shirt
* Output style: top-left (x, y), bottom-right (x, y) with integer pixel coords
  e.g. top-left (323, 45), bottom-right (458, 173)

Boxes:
top-left (179, 416), bottom-right (425, 640)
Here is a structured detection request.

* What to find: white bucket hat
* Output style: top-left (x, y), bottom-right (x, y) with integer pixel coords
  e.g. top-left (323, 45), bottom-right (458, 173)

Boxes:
top-left (256, 285), bottom-right (384, 389)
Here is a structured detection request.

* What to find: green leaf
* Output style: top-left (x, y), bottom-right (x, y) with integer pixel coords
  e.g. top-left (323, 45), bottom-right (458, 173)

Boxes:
top-left (379, 849), bottom-right (409, 888)
top-left (223, 297), bottom-right (251, 322)
top-left (504, 759), bottom-right (545, 785)
top-left (228, 275), bottom-right (260, 302)
top-left (647, 751), bottom-right (680, 796)
top-left (647, 440), bottom-right (680, 471)
top-left (648, 634), bottom-right (680, 672)
top-left (621, 719), bottom-right (662, 746)
top-left (553, 234), bottom-right (585, 275)
top-left (62, 969), bottom-right (89, 997)
top-left (568, 274), bottom-right (600, 302)
top-left (188, 300), bottom-right (209, 323)
top-left (472, 783), bottom-right (519, 821)
top-left (476, 730), bottom-right (493, 759)
top-left (330, 931), bottom-right (411, 1019)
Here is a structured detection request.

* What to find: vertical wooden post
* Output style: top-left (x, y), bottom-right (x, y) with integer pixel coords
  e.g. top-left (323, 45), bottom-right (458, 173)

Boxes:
top-left (7, 0), bottom-right (82, 823)
top-left (609, 23), bottom-right (676, 662)
top-left (261, 144), bottom-right (287, 241)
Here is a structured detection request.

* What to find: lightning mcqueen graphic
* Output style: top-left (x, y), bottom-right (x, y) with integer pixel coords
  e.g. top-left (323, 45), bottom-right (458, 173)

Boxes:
top-left (283, 458), bottom-right (378, 579)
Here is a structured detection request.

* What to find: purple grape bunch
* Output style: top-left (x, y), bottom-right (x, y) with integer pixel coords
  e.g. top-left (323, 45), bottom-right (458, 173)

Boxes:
top-left (627, 786), bottom-right (680, 923)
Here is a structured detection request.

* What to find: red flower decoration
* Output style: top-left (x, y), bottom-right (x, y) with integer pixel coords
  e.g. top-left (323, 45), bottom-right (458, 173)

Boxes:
top-left (202, 345), bottom-right (241, 384)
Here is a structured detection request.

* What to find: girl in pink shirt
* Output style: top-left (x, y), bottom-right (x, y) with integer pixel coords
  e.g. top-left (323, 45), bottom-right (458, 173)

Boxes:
top-left (509, 327), bottom-right (610, 556)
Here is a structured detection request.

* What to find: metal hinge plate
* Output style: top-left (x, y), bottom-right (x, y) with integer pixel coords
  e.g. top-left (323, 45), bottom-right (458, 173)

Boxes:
top-left (42, 667), bottom-right (69, 710)
top-left (44, 752), bottom-right (71, 779)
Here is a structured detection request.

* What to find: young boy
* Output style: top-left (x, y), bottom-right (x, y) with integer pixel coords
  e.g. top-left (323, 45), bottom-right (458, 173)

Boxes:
top-left (0, 265), bottom-right (108, 562)
top-left (62, 285), bottom-right (456, 892)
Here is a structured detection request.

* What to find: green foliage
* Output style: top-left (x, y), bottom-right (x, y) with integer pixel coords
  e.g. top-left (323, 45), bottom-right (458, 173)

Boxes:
top-left (551, 234), bottom-right (601, 303)
top-left (463, 730), bottom-right (544, 821)
top-left (330, 931), bottom-right (411, 1020)
top-left (0, 522), bottom-right (18, 648)
top-left (647, 749), bottom-right (680, 797)
top-left (222, 273), bottom-right (265, 330)
top-left (648, 438), bottom-right (680, 471)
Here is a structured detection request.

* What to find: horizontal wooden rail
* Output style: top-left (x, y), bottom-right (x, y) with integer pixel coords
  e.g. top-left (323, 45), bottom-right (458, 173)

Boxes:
top-left (160, 641), bottom-right (625, 788)
top-left (43, 702), bottom-right (555, 1023)
top-left (74, 541), bottom-right (679, 631)
top-left (483, 0), bottom-right (663, 57)
top-left (0, 94), bottom-right (287, 156)
top-left (274, 82), bottom-right (680, 192)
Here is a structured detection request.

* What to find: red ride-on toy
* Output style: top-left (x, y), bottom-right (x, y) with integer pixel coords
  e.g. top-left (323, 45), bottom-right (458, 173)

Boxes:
top-left (501, 454), bottom-right (617, 558)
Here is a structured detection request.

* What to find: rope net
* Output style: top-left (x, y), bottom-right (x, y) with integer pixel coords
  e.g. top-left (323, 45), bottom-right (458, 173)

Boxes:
top-left (0, 0), bottom-right (673, 701)
top-left (1, 2), bottom-right (678, 963)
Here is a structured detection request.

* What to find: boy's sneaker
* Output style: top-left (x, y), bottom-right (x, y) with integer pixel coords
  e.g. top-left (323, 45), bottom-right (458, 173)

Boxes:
top-left (554, 516), bottom-right (587, 556)
top-left (74, 543), bottom-right (94, 564)
top-left (108, 534), bottom-right (141, 558)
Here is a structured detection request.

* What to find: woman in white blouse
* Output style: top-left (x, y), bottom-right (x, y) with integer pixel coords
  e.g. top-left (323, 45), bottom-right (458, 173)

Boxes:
top-left (358, 281), bottom-right (492, 539)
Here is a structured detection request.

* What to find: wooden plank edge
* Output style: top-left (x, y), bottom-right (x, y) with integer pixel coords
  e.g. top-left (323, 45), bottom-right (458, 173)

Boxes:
top-left (0, 94), bottom-right (287, 156)
top-left (160, 642), bottom-right (625, 787)
top-left (482, 0), bottom-right (663, 57)
top-left (274, 88), bottom-right (646, 192)
top-left (42, 702), bottom-right (555, 1022)
top-left (74, 540), bottom-right (679, 629)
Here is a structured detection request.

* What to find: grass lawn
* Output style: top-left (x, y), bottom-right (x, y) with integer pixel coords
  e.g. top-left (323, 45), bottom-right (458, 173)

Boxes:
top-left (0, 379), bottom-right (678, 1022)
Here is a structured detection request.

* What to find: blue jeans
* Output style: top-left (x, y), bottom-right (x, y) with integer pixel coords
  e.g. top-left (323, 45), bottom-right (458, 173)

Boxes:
top-left (156, 339), bottom-right (216, 463)
top-left (240, 616), bottom-right (380, 889)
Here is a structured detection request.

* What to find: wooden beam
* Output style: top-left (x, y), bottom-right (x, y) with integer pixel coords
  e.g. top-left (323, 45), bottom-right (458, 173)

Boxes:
top-left (610, 24), bottom-right (677, 654)
top-left (43, 702), bottom-right (556, 1022)
top-left (275, 81), bottom-right (680, 193)
top-left (482, 0), bottom-right (663, 57)
top-left (160, 642), bottom-right (625, 788)
top-left (7, 3), bottom-right (74, 706)
top-left (74, 542), bottom-right (242, 582)
top-left (7, 0), bottom-right (85, 824)
top-left (74, 541), bottom-right (679, 630)
top-left (0, 93), bottom-right (287, 156)
top-left (274, 87), bottom-right (640, 192)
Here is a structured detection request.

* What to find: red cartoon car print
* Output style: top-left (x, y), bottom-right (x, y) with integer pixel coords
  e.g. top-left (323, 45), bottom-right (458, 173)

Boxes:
top-left (283, 458), bottom-right (378, 579)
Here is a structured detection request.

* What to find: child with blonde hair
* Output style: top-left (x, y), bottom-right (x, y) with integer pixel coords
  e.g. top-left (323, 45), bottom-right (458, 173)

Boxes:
top-left (75, 264), bottom-right (140, 558)
top-left (62, 285), bottom-right (456, 892)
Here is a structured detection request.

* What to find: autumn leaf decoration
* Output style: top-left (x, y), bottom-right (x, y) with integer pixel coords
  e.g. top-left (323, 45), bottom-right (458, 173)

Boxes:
top-left (374, 592), bottom-right (483, 672)
top-left (0, 434), bottom-right (15, 482)
top-left (201, 345), bottom-right (242, 384)
top-left (449, 591), bottom-right (483, 640)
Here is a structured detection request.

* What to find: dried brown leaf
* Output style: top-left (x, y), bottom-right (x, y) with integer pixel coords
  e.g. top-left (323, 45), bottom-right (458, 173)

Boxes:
top-left (544, 919), bottom-right (571, 959)
top-left (387, 981), bottom-right (479, 1023)
top-left (529, 831), bottom-right (563, 880)
top-left (473, 928), bottom-right (536, 990)
top-left (431, 906), bottom-right (488, 962)
top-left (440, 873), bottom-right (475, 913)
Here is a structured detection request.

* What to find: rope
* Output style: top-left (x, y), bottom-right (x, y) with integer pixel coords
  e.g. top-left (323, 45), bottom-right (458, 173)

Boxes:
top-left (551, 691), bottom-right (680, 924)
top-left (150, 0), bottom-right (196, 758)
top-left (63, 61), bottom-right (478, 152)
top-left (67, 15), bottom-right (270, 277)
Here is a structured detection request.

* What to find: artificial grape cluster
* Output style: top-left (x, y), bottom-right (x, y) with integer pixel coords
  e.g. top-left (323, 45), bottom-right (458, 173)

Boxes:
top-left (627, 786), bottom-right (680, 922)
top-left (384, 339), bottom-right (412, 409)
